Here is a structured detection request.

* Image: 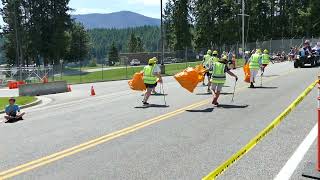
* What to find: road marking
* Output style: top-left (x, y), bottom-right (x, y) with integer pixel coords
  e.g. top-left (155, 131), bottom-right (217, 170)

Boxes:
top-left (0, 100), bottom-right (209, 179)
top-left (202, 79), bottom-right (318, 180)
top-left (274, 123), bottom-right (318, 180)
top-left (0, 68), bottom-right (297, 179)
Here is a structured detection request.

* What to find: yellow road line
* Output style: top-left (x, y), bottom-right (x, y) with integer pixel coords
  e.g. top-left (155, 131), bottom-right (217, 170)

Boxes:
top-left (0, 100), bottom-right (209, 179)
top-left (202, 79), bottom-right (319, 180)
top-left (0, 68), bottom-right (296, 179)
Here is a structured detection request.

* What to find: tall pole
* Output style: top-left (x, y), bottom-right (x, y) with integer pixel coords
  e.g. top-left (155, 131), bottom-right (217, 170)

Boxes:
top-left (160, 0), bottom-right (165, 74)
top-left (242, 0), bottom-right (245, 60)
top-left (13, 0), bottom-right (20, 79)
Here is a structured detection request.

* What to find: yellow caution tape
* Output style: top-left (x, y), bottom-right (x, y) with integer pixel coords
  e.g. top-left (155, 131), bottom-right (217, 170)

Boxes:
top-left (202, 80), bottom-right (319, 180)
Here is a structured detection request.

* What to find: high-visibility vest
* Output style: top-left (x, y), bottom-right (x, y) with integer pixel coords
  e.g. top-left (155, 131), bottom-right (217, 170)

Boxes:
top-left (143, 65), bottom-right (157, 84)
top-left (211, 62), bottom-right (226, 84)
top-left (249, 54), bottom-right (261, 69)
top-left (261, 54), bottom-right (270, 65)
top-left (203, 54), bottom-right (212, 69)
top-left (212, 57), bottom-right (219, 63)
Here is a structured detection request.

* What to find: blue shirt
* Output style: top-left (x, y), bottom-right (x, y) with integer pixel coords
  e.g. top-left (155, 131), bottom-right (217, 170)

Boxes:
top-left (5, 105), bottom-right (20, 114)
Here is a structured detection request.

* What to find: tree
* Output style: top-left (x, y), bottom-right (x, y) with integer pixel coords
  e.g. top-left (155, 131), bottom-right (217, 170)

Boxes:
top-left (163, 0), bottom-right (175, 51)
top-left (128, 33), bottom-right (137, 53)
top-left (172, 0), bottom-right (192, 51)
top-left (0, 0), bottom-right (73, 66)
top-left (67, 22), bottom-right (90, 62)
top-left (108, 42), bottom-right (119, 65)
top-left (136, 37), bottom-right (144, 52)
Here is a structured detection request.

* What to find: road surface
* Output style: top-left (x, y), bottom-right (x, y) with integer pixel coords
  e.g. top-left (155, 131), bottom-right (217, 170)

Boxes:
top-left (0, 62), bottom-right (319, 180)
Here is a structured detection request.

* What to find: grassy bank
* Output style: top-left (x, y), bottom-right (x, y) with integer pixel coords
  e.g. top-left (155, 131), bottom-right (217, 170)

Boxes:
top-left (0, 96), bottom-right (36, 111)
top-left (61, 59), bottom-right (245, 84)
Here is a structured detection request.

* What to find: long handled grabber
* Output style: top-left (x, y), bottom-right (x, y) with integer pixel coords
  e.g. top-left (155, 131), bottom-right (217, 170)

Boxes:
top-left (231, 80), bottom-right (237, 103)
top-left (160, 82), bottom-right (167, 106)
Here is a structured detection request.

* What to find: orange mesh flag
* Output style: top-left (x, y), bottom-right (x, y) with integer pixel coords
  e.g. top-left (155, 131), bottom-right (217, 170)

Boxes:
top-left (243, 64), bottom-right (250, 83)
top-left (174, 67), bottom-right (199, 93)
top-left (195, 65), bottom-right (206, 83)
top-left (128, 72), bottom-right (146, 91)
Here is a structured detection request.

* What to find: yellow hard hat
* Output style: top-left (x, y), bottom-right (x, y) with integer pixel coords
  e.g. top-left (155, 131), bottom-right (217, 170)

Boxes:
top-left (219, 55), bottom-right (228, 62)
top-left (148, 58), bottom-right (156, 64)
top-left (256, 49), bottom-right (262, 54)
top-left (263, 49), bottom-right (269, 54)
top-left (213, 50), bottom-right (218, 55)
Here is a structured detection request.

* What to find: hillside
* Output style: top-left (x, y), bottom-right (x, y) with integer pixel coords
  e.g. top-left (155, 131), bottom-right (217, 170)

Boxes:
top-left (73, 11), bottom-right (160, 29)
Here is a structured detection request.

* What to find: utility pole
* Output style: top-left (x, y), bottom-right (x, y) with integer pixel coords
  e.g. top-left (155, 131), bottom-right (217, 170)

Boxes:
top-left (237, 0), bottom-right (249, 60)
top-left (13, 0), bottom-right (20, 79)
top-left (242, 0), bottom-right (245, 57)
top-left (160, 0), bottom-right (165, 74)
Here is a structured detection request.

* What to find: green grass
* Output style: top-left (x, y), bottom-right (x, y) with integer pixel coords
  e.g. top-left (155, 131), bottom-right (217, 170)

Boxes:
top-left (0, 96), bottom-right (36, 111)
top-left (61, 60), bottom-right (245, 84)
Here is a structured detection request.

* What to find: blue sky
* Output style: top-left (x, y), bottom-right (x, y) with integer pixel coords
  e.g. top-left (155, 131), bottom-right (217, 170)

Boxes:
top-left (69, 0), bottom-right (167, 18)
top-left (0, 0), bottom-right (166, 25)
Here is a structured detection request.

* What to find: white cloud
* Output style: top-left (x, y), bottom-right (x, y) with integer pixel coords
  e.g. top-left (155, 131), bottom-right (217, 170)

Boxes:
top-left (72, 8), bottom-right (110, 15)
top-left (128, 0), bottom-right (168, 6)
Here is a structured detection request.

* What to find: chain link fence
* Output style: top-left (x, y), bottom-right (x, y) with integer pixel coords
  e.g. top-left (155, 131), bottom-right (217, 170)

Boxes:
top-left (0, 37), bottom-right (318, 86)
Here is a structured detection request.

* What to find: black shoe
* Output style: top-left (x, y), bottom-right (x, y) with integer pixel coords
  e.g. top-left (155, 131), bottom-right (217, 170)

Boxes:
top-left (142, 101), bottom-right (149, 106)
top-left (249, 83), bottom-right (255, 88)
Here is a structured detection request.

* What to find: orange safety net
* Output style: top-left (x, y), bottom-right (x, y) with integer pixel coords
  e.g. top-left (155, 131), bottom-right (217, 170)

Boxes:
top-left (128, 72), bottom-right (147, 91)
top-left (174, 67), bottom-right (200, 93)
top-left (195, 65), bottom-right (206, 83)
top-left (243, 64), bottom-right (250, 83)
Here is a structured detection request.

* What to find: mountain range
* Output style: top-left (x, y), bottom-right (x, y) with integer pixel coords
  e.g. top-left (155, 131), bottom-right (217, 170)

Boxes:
top-left (72, 11), bottom-right (160, 29)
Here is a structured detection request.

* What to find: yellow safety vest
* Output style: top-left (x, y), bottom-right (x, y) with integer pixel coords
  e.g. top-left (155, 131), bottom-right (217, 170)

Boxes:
top-left (143, 65), bottom-right (157, 84)
top-left (249, 54), bottom-right (261, 69)
top-left (211, 62), bottom-right (226, 84)
top-left (261, 54), bottom-right (270, 65)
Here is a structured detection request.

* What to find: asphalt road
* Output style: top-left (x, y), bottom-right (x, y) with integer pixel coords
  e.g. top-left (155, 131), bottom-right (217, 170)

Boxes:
top-left (0, 62), bottom-right (319, 180)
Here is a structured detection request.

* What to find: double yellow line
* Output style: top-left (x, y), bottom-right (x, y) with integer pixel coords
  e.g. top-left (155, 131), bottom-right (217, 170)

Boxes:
top-left (0, 100), bottom-right (209, 179)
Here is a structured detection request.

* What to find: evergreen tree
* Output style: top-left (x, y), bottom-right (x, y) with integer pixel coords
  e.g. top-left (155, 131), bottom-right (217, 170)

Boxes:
top-left (68, 22), bottom-right (90, 62)
top-left (136, 37), bottom-right (144, 52)
top-left (163, 0), bottom-right (175, 51)
top-left (128, 33), bottom-right (137, 53)
top-left (108, 42), bottom-right (119, 65)
top-left (172, 0), bottom-right (192, 51)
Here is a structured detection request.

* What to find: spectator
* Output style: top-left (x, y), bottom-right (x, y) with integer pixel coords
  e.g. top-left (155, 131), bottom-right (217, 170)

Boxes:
top-left (4, 97), bottom-right (25, 123)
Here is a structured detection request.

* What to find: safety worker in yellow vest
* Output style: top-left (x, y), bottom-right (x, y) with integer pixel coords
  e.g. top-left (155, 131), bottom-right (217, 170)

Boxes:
top-left (211, 56), bottom-right (238, 106)
top-left (261, 49), bottom-right (272, 75)
top-left (248, 49), bottom-right (262, 88)
top-left (142, 57), bottom-right (162, 106)
top-left (205, 50), bottom-right (220, 93)
top-left (202, 50), bottom-right (212, 86)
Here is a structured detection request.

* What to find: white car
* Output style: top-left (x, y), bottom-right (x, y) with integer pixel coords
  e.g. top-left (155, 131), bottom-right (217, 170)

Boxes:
top-left (130, 59), bottom-right (141, 66)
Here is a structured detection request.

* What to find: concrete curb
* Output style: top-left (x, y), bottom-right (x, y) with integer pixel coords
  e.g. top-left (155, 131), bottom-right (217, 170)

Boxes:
top-left (0, 97), bottom-right (42, 114)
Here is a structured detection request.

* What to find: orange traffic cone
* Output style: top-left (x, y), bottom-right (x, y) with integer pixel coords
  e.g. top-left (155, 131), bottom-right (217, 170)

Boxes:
top-left (91, 86), bottom-right (96, 96)
top-left (67, 85), bottom-right (72, 92)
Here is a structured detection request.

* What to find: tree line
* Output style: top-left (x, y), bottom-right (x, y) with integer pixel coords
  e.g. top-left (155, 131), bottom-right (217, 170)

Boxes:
top-left (0, 0), bottom-right (91, 66)
top-left (164, 0), bottom-right (320, 51)
top-left (88, 26), bottom-right (160, 61)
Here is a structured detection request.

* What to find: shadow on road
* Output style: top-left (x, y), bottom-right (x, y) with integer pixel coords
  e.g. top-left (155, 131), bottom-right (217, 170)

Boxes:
top-left (252, 86), bottom-right (278, 89)
top-left (262, 75), bottom-right (280, 77)
top-left (141, 94), bottom-right (168, 96)
top-left (186, 108), bottom-right (214, 113)
top-left (196, 92), bottom-right (233, 96)
top-left (216, 104), bottom-right (249, 109)
top-left (134, 104), bottom-right (170, 109)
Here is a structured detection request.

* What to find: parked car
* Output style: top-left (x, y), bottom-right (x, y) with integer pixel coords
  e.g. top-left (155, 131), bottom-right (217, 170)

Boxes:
top-left (163, 57), bottom-right (174, 64)
top-left (130, 59), bottom-right (141, 66)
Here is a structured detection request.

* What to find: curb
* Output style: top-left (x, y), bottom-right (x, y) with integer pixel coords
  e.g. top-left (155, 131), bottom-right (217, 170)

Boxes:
top-left (0, 97), bottom-right (42, 114)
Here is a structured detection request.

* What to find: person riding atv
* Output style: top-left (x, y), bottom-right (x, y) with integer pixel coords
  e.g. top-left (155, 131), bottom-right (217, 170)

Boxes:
top-left (294, 40), bottom-right (320, 68)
